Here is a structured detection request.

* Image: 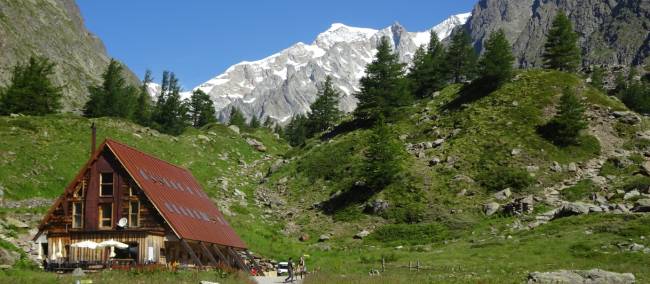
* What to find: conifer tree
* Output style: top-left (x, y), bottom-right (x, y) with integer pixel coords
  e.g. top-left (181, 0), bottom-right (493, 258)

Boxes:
top-left (478, 29), bottom-right (515, 87)
top-left (188, 89), bottom-right (216, 128)
top-left (134, 70), bottom-right (153, 125)
top-left (0, 56), bottom-right (62, 115)
top-left (307, 76), bottom-right (341, 135)
top-left (445, 30), bottom-right (478, 83)
top-left (263, 116), bottom-right (274, 128)
top-left (84, 59), bottom-right (137, 119)
top-left (408, 31), bottom-right (447, 98)
top-left (542, 12), bottom-right (581, 72)
top-left (249, 115), bottom-right (261, 129)
top-left (354, 36), bottom-right (411, 122)
top-left (151, 72), bottom-right (189, 135)
top-left (228, 106), bottom-right (247, 129)
top-left (283, 114), bottom-right (308, 147)
top-left (538, 88), bottom-right (587, 146)
top-left (363, 116), bottom-right (406, 191)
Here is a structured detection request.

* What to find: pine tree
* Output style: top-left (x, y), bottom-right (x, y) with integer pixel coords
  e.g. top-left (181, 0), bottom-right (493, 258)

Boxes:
top-left (363, 116), bottom-right (406, 191)
top-left (84, 59), bottom-right (137, 119)
top-left (408, 31), bottom-right (447, 98)
top-left (151, 71), bottom-right (189, 135)
top-left (0, 56), bottom-right (62, 115)
top-left (228, 106), bottom-right (247, 129)
top-left (478, 29), bottom-right (515, 87)
top-left (134, 70), bottom-right (153, 125)
top-left (354, 36), bottom-right (411, 122)
top-left (188, 89), bottom-right (216, 128)
top-left (589, 66), bottom-right (605, 91)
top-left (283, 114), bottom-right (308, 147)
top-left (542, 12), bottom-right (581, 72)
top-left (538, 88), bottom-right (587, 146)
top-left (249, 115), bottom-right (261, 129)
top-left (445, 30), bottom-right (478, 83)
top-left (307, 76), bottom-right (341, 136)
top-left (263, 116), bottom-right (274, 128)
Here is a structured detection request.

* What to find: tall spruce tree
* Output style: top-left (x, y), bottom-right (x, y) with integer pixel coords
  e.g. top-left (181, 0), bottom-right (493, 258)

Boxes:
top-left (354, 36), bottom-right (411, 122)
top-left (188, 89), bottom-right (216, 128)
top-left (542, 12), bottom-right (581, 72)
top-left (151, 72), bottom-right (189, 135)
top-left (228, 106), bottom-right (247, 129)
top-left (249, 115), bottom-right (261, 129)
top-left (84, 59), bottom-right (137, 119)
top-left (363, 116), bottom-right (406, 191)
top-left (408, 31), bottom-right (447, 98)
top-left (538, 88), bottom-right (587, 146)
top-left (478, 29), bottom-right (515, 87)
top-left (134, 70), bottom-right (153, 125)
top-left (0, 56), bottom-right (62, 115)
top-left (307, 76), bottom-right (341, 135)
top-left (284, 114), bottom-right (308, 147)
top-left (445, 30), bottom-right (478, 83)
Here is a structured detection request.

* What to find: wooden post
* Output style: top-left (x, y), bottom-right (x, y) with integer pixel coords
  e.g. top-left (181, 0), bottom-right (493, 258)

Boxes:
top-left (381, 257), bottom-right (385, 273)
top-left (180, 239), bottom-right (202, 269)
top-left (409, 261), bottom-right (412, 271)
top-left (417, 260), bottom-right (420, 272)
top-left (227, 247), bottom-right (250, 272)
top-left (199, 242), bottom-right (218, 267)
top-left (210, 245), bottom-right (227, 265)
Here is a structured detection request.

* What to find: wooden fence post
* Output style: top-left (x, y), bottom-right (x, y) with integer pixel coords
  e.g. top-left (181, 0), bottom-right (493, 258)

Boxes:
top-left (417, 260), bottom-right (420, 272)
top-left (381, 257), bottom-right (385, 273)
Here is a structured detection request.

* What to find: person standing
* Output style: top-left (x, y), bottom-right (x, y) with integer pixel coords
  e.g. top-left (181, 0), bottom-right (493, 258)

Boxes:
top-left (298, 255), bottom-right (306, 279)
top-left (284, 257), bottom-right (294, 283)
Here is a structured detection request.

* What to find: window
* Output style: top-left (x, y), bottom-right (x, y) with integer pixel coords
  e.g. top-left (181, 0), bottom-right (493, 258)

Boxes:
top-left (129, 201), bottom-right (140, 227)
top-left (99, 203), bottom-right (113, 229)
top-left (100, 173), bottom-right (113, 196)
top-left (72, 202), bottom-right (83, 228)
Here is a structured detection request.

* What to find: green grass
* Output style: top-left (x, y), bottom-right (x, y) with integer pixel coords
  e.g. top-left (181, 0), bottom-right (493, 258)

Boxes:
top-left (562, 179), bottom-right (597, 202)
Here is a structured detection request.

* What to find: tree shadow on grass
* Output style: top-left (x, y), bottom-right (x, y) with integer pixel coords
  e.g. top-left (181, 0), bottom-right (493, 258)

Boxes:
top-left (319, 118), bottom-right (373, 141)
top-left (442, 77), bottom-right (500, 111)
top-left (319, 185), bottom-right (377, 215)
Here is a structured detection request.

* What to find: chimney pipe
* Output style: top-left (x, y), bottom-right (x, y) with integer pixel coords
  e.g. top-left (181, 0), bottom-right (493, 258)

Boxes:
top-left (91, 123), bottom-right (96, 157)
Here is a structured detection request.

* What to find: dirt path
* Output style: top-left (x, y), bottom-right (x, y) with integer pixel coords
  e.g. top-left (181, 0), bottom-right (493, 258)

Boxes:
top-left (252, 276), bottom-right (304, 284)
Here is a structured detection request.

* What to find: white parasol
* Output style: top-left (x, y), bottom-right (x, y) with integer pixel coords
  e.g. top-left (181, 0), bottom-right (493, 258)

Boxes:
top-left (70, 240), bottom-right (99, 249)
top-left (97, 239), bottom-right (128, 249)
top-left (50, 243), bottom-right (57, 261)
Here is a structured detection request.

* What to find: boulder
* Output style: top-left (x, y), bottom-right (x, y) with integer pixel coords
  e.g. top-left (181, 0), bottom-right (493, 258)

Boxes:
top-left (428, 157), bottom-right (441, 166)
top-left (568, 162), bottom-right (578, 172)
top-left (612, 111), bottom-right (641, 125)
top-left (484, 202), bottom-right (500, 216)
top-left (526, 165), bottom-right (540, 173)
top-left (318, 234), bottom-right (331, 242)
top-left (631, 198), bottom-right (650, 212)
top-left (365, 199), bottom-right (389, 215)
top-left (555, 202), bottom-right (593, 218)
top-left (0, 248), bottom-right (19, 266)
top-left (197, 134), bottom-right (211, 142)
top-left (246, 138), bottom-right (267, 152)
top-left (528, 269), bottom-right (635, 284)
top-left (433, 139), bottom-right (445, 147)
top-left (299, 234), bottom-right (310, 242)
top-left (494, 188), bottom-right (512, 201)
top-left (228, 125), bottom-right (240, 134)
top-left (630, 243), bottom-right (645, 252)
top-left (354, 230), bottom-right (371, 239)
top-left (511, 148), bottom-right (522, 156)
top-left (623, 190), bottom-right (640, 200)
top-left (4, 217), bottom-right (28, 228)
top-left (550, 161), bottom-right (562, 172)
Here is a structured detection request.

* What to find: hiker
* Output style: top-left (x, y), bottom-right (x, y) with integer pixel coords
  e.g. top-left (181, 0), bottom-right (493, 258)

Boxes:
top-left (284, 257), bottom-right (294, 283)
top-left (298, 255), bottom-right (306, 279)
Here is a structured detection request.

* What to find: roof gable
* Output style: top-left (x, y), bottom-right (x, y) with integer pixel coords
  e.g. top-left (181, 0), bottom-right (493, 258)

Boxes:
top-left (105, 139), bottom-right (246, 249)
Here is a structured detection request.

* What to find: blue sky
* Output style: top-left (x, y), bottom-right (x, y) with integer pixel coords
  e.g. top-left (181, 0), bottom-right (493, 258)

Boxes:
top-left (77, 0), bottom-right (476, 89)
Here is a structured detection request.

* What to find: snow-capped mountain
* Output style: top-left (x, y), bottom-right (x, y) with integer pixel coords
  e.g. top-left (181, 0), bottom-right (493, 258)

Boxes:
top-left (190, 13), bottom-right (471, 124)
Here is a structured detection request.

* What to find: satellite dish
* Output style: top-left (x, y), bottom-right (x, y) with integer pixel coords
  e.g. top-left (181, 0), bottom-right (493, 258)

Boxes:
top-left (117, 218), bottom-right (128, 228)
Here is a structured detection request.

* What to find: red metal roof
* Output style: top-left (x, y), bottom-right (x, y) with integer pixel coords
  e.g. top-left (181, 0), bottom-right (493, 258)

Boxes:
top-left (105, 139), bottom-right (247, 249)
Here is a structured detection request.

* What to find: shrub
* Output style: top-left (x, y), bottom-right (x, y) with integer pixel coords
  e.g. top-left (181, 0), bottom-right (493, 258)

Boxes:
top-left (476, 165), bottom-right (534, 192)
top-left (562, 179), bottom-right (596, 202)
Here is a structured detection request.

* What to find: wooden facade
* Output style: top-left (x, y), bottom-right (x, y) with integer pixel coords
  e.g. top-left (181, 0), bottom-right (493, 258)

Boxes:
top-left (35, 138), bottom-right (251, 270)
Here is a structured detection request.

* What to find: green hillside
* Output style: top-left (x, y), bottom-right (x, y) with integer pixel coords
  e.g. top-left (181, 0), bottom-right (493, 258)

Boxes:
top-left (2, 70), bottom-right (650, 283)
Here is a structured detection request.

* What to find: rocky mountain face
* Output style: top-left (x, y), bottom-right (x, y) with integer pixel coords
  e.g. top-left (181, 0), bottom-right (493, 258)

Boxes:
top-left (191, 13), bottom-right (470, 124)
top-left (0, 0), bottom-right (138, 112)
top-left (466, 0), bottom-right (650, 68)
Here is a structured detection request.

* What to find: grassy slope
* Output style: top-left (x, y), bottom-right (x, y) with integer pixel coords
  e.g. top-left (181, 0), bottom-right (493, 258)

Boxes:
top-left (2, 70), bottom-right (650, 283)
top-left (264, 70), bottom-right (650, 282)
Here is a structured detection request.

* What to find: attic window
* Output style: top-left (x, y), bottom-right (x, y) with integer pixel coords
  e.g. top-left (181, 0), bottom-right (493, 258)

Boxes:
top-left (100, 172), bottom-right (114, 197)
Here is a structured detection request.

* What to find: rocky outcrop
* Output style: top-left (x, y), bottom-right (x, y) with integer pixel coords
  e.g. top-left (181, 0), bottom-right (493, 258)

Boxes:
top-left (528, 269), bottom-right (635, 284)
top-left (466, 0), bottom-right (650, 68)
top-left (0, 0), bottom-right (138, 112)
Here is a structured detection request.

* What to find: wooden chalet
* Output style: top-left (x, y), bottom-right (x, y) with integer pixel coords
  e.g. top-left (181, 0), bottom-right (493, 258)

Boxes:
top-left (34, 127), bottom-right (252, 271)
